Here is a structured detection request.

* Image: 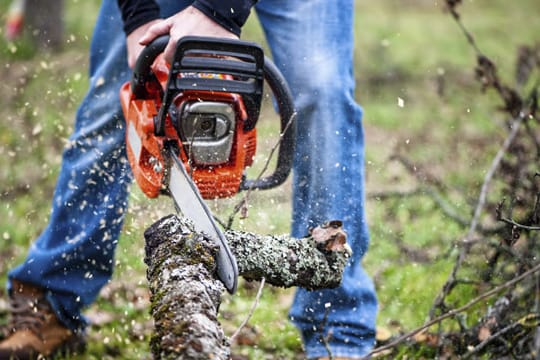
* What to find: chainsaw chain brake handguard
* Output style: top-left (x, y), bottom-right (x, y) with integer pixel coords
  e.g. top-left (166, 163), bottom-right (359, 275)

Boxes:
top-left (130, 35), bottom-right (296, 193)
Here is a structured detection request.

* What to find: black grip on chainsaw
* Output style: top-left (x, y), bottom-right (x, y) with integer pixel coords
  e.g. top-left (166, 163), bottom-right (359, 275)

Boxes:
top-left (131, 35), bottom-right (169, 99)
top-left (239, 58), bottom-right (296, 192)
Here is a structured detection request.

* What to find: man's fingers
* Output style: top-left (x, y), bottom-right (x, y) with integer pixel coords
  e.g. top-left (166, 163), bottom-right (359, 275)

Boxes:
top-left (139, 20), bottom-right (171, 45)
top-left (134, 6), bottom-right (239, 66)
top-left (126, 19), bottom-right (162, 69)
top-left (139, 19), bottom-right (178, 64)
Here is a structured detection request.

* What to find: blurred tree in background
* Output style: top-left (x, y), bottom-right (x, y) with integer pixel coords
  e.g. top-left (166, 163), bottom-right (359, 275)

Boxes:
top-left (5, 0), bottom-right (64, 50)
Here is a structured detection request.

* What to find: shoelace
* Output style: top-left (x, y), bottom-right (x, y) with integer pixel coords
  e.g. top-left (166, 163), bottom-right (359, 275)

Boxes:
top-left (8, 295), bottom-right (50, 339)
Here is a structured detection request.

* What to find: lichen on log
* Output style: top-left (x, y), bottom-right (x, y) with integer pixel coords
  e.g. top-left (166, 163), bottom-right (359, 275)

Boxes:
top-left (227, 220), bottom-right (352, 290)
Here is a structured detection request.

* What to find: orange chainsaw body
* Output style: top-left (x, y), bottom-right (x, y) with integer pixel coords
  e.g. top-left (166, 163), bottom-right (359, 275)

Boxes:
top-left (120, 54), bottom-right (257, 200)
top-left (119, 36), bottom-right (294, 295)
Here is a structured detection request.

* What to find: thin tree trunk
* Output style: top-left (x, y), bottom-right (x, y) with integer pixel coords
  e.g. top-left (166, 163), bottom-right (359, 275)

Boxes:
top-left (144, 214), bottom-right (351, 359)
top-left (25, 0), bottom-right (64, 51)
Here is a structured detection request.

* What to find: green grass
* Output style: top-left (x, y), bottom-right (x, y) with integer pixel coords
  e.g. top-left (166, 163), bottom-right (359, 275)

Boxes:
top-left (1, 0), bottom-right (539, 358)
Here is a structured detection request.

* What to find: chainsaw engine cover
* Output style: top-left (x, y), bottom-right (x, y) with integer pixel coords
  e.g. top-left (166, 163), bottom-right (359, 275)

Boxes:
top-left (177, 101), bottom-right (235, 165)
top-left (171, 89), bottom-right (257, 199)
top-left (120, 55), bottom-right (257, 200)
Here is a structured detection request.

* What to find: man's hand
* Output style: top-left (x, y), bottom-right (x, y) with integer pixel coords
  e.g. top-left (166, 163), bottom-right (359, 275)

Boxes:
top-left (127, 6), bottom-right (238, 68)
top-left (126, 19), bottom-right (161, 69)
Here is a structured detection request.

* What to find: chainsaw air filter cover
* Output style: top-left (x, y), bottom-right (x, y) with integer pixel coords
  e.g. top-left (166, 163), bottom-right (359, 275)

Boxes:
top-left (177, 101), bottom-right (236, 165)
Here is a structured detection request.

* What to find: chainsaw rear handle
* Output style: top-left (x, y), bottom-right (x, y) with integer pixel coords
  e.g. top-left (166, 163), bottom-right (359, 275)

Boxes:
top-left (131, 35), bottom-right (296, 192)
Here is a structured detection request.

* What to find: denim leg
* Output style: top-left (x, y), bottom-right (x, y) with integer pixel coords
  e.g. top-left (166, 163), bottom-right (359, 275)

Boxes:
top-left (255, 0), bottom-right (378, 357)
top-left (7, 0), bottom-right (190, 332)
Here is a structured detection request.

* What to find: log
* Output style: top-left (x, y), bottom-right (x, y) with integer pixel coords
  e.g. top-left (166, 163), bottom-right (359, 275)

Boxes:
top-left (144, 215), bottom-right (229, 360)
top-left (227, 220), bottom-right (351, 290)
top-left (144, 214), bottom-right (352, 359)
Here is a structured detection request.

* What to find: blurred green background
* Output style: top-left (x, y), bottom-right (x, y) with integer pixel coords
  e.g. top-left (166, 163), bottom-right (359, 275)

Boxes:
top-left (1, 0), bottom-right (539, 358)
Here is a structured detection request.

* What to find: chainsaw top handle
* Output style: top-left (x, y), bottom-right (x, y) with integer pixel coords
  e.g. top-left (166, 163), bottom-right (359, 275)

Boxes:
top-left (131, 35), bottom-right (170, 100)
top-left (131, 35), bottom-right (296, 192)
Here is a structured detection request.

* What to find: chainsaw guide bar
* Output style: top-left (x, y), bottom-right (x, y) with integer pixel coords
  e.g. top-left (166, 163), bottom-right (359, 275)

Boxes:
top-left (166, 146), bottom-right (239, 293)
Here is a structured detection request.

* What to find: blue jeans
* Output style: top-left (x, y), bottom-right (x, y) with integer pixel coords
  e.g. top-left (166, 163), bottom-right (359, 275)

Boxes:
top-left (9, 0), bottom-right (377, 357)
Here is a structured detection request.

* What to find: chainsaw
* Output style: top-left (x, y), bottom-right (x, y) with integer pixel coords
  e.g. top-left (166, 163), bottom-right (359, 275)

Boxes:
top-left (120, 36), bottom-right (295, 293)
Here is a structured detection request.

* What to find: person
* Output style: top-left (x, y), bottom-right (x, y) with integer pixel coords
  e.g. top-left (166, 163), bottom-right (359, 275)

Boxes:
top-left (0, 1), bottom-right (378, 359)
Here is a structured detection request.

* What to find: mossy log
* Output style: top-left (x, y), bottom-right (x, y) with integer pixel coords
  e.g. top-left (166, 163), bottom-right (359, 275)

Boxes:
top-left (144, 214), bottom-right (352, 359)
top-left (227, 221), bottom-right (351, 289)
top-left (144, 215), bottom-right (229, 360)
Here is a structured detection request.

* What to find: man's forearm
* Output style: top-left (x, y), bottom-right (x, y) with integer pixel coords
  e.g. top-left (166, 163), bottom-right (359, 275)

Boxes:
top-left (117, 0), bottom-right (257, 36)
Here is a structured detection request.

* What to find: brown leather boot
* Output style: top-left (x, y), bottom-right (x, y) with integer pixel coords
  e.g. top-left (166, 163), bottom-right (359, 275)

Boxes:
top-left (0, 280), bottom-right (86, 360)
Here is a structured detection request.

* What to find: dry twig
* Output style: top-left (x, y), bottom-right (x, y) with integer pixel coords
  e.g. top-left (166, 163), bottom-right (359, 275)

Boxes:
top-left (365, 262), bottom-right (540, 358)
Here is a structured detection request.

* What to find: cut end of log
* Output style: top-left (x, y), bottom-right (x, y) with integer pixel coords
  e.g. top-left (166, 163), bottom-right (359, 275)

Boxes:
top-left (310, 220), bottom-right (352, 254)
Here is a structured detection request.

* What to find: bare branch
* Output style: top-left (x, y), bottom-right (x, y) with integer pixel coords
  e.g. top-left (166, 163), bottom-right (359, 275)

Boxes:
top-left (365, 262), bottom-right (540, 359)
top-left (225, 111), bottom-right (297, 229)
top-left (430, 114), bottom-right (525, 317)
top-left (229, 277), bottom-right (265, 343)
top-left (498, 216), bottom-right (540, 231)
top-left (463, 314), bottom-right (540, 359)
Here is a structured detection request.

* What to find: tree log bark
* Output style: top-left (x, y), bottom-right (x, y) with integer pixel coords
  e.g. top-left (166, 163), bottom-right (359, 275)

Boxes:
top-left (144, 214), bottom-right (351, 359)
top-left (144, 215), bottom-right (229, 360)
top-left (227, 220), bottom-right (351, 290)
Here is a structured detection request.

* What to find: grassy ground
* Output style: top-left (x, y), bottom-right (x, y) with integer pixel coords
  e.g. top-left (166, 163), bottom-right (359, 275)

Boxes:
top-left (1, 0), bottom-right (539, 359)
